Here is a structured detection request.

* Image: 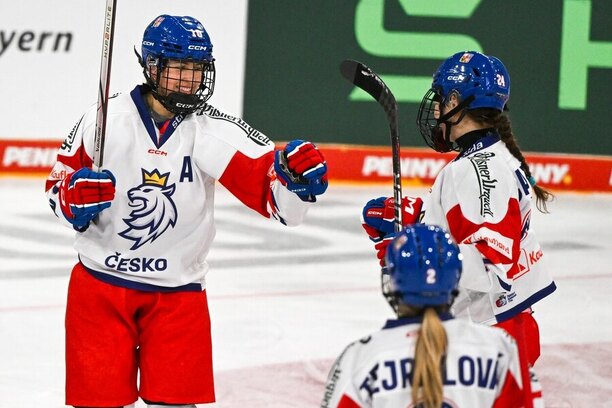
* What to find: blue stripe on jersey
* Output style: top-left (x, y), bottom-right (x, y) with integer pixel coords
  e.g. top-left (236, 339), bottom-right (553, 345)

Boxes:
top-left (130, 86), bottom-right (159, 147)
top-left (497, 276), bottom-right (512, 291)
top-left (80, 261), bottom-right (203, 292)
top-left (454, 133), bottom-right (501, 161)
top-left (383, 312), bottom-right (454, 330)
top-left (495, 281), bottom-right (557, 322)
top-left (129, 86), bottom-right (184, 149)
top-left (269, 189), bottom-right (287, 225)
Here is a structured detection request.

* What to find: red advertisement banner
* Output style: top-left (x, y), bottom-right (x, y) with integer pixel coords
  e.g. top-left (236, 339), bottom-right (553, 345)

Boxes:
top-left (320, 144), bottom-right (612, 193)
top-left (0, 140), bottom-right (60, 177)
top-left (2, 140), bottom-right (611, 192)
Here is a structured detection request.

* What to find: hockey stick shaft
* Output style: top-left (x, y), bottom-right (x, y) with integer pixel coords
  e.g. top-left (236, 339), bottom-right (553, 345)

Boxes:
top-left (93, 0), bottom-right (117, 170)
top-left (340, 60), bottom-right (403, 232)
top-left (386, 101), bottom-right (402, 233)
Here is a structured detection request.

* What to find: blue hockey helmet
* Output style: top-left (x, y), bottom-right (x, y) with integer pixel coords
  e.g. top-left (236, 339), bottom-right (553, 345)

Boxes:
top-left (141, 15), bottom-right (214, 64)
top-left (417, 51), bottom-right (510, 152)
top-left (384, 224), bottom-right (462, 309)
top-left (432, 51), bottom-right (510, 112)
top-left (138, 15), bottom-right (215, 114)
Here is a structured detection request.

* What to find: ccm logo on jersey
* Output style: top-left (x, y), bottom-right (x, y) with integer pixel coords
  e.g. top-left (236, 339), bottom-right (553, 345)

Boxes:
top-left (148, 148), bottom-right (167, 156)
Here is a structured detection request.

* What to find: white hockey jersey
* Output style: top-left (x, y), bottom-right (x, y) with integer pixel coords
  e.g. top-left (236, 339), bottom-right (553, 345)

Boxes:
top-left (45, 86), bottom-right (311, 291)
top-left (321, 314), bottom-right (522, 408)
top-left (420, 131), bottom-right (556, 324)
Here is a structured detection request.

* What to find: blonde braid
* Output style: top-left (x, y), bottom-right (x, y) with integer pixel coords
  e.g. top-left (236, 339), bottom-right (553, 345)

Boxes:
top-left (411, 308), bottom-right (447, 408)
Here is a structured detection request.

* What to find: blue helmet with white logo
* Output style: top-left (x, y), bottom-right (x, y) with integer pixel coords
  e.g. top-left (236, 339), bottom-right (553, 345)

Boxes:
top-left (384, 224), bottom-right (462, 309)
top-left (138, 15), bottom-right (215, 114)
top-left (417, 51), bottom-right (510, 153)
top-left (141, 15), bottom-right (214, 64)
top-left (432, 51), bottom-right (510, 112)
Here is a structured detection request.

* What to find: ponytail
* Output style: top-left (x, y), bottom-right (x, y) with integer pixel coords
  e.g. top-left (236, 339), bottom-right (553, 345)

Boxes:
top-left (468, 109), bottom-right (554, 213)
top-left (411, 307), bottom-right (447, 408)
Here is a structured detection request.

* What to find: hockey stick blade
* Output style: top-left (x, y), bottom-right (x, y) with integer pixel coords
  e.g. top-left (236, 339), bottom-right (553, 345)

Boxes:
top-left (339, 59), bottom-right (403, 232)
top-left (339, 59), bottom-right (397, 117)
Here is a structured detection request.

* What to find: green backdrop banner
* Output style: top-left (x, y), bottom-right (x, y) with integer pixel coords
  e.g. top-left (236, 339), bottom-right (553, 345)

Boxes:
top-left (243, 0), bottom-right (612, 155)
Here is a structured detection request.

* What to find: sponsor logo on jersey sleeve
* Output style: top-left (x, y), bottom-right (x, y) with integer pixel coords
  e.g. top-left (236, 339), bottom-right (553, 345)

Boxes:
top-left (468, 152), bottom-right (498, 217)
top-left (60, 116), bottom-right (83, 152)
top-left (199, 105), bottom-right (272, 146)
top-left (496, 292), bottom-right (517, 307)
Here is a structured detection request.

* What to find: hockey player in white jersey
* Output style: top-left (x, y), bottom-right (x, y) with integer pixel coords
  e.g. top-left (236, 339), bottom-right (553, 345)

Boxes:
top-left (322, 224), bottom-right (523, 408)
top-left (361, 51), bottom-right (555, 407)
top-left (44, 15), bottom-right (327, 408)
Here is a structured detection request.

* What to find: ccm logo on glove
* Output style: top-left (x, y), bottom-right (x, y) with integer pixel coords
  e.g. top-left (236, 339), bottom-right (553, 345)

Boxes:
top-left (361, 196), bottom-right (424, 266)
top-left (274, 139), bottom-right (328, 201)
top-left (58, 167), bottom-right (116, 229)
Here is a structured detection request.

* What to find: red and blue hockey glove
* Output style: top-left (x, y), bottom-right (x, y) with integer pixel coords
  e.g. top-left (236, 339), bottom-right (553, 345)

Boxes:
top-left (274, 139), bottom-right (328, 201)
top-left (58, 167), bottom-right (116, 229)
top-left (361, 196), bottom-right (424, 266)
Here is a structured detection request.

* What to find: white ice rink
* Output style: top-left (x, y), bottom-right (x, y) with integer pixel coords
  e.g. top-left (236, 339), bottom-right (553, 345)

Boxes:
top-left (1, 178), bottom-right (611, 407)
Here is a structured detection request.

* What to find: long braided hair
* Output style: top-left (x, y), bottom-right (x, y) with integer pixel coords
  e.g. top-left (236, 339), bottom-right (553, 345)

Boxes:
top-left (467, 109), bottom-right (554, 213)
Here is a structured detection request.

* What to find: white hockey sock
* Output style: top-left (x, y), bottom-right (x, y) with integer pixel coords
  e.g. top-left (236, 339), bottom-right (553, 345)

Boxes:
top-left (530, 366), bottom-right (544, 408)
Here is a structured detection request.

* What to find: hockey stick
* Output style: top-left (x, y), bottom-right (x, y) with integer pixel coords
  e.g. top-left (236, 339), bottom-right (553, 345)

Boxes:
top-left (93, 0), bottom-right (118, 170)
top-left (340, 60), bottom-right (403, 232)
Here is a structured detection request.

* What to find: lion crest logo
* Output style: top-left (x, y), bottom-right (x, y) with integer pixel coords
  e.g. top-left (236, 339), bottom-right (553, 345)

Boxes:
top-left (119, 169), bottom-right (178, 250)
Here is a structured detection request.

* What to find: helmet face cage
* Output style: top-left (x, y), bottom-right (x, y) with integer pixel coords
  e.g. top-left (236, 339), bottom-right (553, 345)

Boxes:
top-left (416, 88), bottom-right (453, 153)
top-left (416, 88), bottom-right (471, 153)
top-left (384, 225), bottom-right (462, 310)
top-left (381, 268), bottom-right (399, 313)
top-left (140, 15), bottom-right (216, 115)
top-left (145, 56), bottom-right (215, 114)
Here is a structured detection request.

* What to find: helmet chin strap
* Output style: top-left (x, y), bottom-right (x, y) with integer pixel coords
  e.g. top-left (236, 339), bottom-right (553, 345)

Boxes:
top-left (434, 95), bottom-right (475, 151)
top-left (159, 91), bottom-right (201, 114)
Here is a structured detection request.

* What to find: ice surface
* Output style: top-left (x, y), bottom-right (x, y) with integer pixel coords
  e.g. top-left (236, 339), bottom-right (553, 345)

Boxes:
top-left (1, 178), bottom-right (611, 407)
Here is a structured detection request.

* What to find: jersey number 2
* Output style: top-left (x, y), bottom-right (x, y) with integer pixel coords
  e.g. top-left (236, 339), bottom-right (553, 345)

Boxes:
top-left (426, 268), bottom-right (437, 284)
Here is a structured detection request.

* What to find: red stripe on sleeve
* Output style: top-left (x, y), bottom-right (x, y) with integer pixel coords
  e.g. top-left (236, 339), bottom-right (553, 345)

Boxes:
top-left (219, 150), bottom-right (275, 217)
top-left (446, 198), bottom-right (522, 279)
top-left (45, 144), bottom-right (93, 192)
